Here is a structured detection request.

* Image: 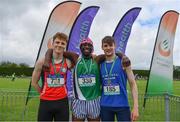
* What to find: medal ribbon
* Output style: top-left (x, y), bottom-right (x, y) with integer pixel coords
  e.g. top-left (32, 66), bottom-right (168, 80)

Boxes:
top-left (105, 56), bottom-right (117, 84)
top-left (52, 55), bottom-right (64, 77)
top-left (81, 58), bottom-right (93, 74)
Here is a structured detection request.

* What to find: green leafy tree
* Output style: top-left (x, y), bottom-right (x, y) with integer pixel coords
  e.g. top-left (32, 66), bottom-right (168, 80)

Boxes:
top-left (0, 61), bottom-right (18, 68)
top-left (0, 61), bottom-right (29, 68)
top-left (19, 63), bottom-right (29, 68)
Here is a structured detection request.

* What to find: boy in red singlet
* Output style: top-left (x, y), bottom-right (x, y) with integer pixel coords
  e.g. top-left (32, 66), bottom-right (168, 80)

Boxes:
top-left (31, 32), bottom-right (73, 121)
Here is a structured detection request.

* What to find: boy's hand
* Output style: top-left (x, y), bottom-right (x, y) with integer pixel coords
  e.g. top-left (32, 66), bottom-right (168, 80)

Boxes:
top-left (116, 52), bottom-right (131, 68)
top-left (122, 56), bottom-right (131, 68)
top-left (131, 107), bottom-right (139, 121)
top-left (91, 54), bottom-right (97, 59)
top-left (42, 63), bottom-right (50, 72)
top-left (43, 49), bottom-right (53, 72)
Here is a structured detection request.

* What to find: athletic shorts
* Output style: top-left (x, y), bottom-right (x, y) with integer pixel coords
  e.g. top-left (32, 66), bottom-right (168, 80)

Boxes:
top-left (38, 97), bottom-right (69, 121)
top-left (72, 97), bottom-right (100, 119)
top-left (100, 106), bottom-right (131, 121)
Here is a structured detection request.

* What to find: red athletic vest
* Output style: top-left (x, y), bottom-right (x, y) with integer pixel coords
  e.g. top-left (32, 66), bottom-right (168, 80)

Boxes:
top-left (40, 59), bottom-right (68, 100)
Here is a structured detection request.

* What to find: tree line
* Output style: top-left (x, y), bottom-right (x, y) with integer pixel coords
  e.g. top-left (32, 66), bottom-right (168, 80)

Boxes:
top-left (0, 61), bottom-right (30, 68)
top-left (0, 61), bottom-right (179, 79)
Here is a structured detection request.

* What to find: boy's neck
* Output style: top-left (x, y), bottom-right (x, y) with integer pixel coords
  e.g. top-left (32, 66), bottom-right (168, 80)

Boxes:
top-left (106, 53), bottom-right (116, 61)
top-left (82, 54), bottom-right (92, 59)
top-left (53, 51), bottom-right (63, 62)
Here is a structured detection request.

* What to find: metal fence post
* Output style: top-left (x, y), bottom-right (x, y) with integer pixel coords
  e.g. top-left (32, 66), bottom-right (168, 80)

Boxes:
top-left (165, 93), bottom-right (170, 121)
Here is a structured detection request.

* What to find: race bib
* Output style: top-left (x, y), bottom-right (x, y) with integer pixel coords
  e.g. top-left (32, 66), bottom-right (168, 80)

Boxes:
top-left (78, 75), bottom-right (96, 87)
top-left (104, 85), bottom-right (120, 95)
top-left (47, 74), bottom-right (65, 87)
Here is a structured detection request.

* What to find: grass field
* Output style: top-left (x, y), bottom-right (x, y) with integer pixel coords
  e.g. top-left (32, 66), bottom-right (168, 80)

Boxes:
top-left (0, 77), bottom-right (31, 91)
top-left (0, 77), bottom-right (180, 94)
top-left (0, 77), bottom-right (180, 121)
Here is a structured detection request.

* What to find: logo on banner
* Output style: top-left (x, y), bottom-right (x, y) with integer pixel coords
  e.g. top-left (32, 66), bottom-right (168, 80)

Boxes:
top-left (158, 39), bottom-right (171, 57)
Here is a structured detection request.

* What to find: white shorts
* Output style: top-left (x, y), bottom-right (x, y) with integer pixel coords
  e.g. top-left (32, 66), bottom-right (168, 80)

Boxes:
top-left (72, 97), bottom-right (100, 119)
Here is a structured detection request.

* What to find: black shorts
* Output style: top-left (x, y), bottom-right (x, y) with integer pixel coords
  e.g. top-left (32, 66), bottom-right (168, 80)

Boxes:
top-left (38, 97), bottom-right (69, 121)
top-left (100, 106), bottom-right (131, 121)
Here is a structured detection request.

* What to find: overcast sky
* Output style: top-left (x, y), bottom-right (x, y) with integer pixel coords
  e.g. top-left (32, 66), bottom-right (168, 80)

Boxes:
top-left (0, 0), bottom-right (180, 69)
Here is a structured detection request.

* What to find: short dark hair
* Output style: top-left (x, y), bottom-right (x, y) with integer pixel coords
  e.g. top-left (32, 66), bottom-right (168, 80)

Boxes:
top-left (102, 36), bottom-right (115, 46)
top-left (53, 32), bottom-right (68, 42)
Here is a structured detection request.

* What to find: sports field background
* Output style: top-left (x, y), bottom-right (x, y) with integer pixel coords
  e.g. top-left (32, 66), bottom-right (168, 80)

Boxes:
top-left (0, 77), bottom-right (180, 121)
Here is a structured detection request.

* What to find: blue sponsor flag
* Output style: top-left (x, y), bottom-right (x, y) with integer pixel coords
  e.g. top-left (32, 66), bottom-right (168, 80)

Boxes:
top-left (67, 6), bottom-right (99, 54)
top-left (113, 7), bottom-right (141, 53)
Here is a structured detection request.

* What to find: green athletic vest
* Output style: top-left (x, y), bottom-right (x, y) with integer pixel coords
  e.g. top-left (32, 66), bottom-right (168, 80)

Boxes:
top-left (74, 57), bottom-right (101, 100)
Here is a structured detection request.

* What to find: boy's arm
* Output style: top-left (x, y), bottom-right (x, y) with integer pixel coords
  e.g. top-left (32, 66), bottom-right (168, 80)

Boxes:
top-left (31, 58), bottom-right (44, 93)
top-left (95, 54), bottom-right (106, 64)
top-left (43, 49), bottom-right (79, 71)
top-left (63, 51), bottom-right (79, 67)
top-left (126, 66), bottom-right (139, 121)
top-left (116, 52), bottom-right (131, 68)
top-left (95, 52), bottom-right (131, 67)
